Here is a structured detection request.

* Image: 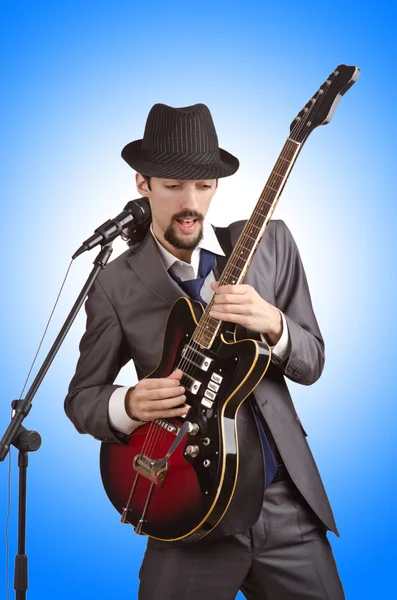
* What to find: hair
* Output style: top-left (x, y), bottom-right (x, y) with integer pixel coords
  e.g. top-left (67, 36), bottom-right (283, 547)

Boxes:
top-left (142, 175), bottom-right (152, 191)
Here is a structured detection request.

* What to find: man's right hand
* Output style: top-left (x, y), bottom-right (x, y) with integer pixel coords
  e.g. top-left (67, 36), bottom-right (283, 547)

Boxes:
top-left (125, 368), bottom-right (187, 422)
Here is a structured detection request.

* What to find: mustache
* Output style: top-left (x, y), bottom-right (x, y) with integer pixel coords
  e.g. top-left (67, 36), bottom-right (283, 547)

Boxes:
top-left (172, 210), bottom-right (203, 222)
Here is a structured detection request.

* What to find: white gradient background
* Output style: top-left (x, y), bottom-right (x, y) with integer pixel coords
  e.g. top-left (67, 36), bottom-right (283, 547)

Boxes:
top-left (0, 1), bottom-right (395, 598)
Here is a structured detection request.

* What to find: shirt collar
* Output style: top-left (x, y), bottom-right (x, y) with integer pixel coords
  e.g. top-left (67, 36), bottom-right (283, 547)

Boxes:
top-left (150, 220), bottom-right (225, 271)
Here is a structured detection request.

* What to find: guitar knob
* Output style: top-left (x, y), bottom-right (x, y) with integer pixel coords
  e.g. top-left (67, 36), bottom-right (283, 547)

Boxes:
top-left (186, 445), bottom-right (200, 457)
top-left (188, 423), bottom-right (200, 436)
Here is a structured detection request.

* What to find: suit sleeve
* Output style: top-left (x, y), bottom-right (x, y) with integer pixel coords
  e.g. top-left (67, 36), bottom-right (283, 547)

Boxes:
top-left (273, 219), bottom-right (325, 385)
top-left (64, 278), bottom-right (132, 444)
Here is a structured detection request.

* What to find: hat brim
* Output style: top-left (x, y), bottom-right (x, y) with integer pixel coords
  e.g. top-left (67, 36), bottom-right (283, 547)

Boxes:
top-left (121, 139), bottom-right (239, 179)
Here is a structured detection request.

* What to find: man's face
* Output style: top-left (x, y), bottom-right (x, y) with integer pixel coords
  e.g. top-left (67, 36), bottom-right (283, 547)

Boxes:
top-left (136, 174), bottom-right (218, 254)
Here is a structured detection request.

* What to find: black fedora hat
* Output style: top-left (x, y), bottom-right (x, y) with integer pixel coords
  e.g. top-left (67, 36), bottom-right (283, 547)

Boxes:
top-left (121, 103), bottom-right (239, 180)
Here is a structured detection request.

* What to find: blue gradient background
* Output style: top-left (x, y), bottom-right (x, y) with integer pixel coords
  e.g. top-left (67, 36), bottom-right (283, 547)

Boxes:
top-left (1, 1), bottom-right (395, 598)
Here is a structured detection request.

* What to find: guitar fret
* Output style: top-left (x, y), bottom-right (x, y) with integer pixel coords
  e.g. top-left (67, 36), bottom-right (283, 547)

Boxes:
top-left (259, 197), bottom-right (275, 208)
top-left (228, 253), bottom-right (246, 264)
top-left (194, 139), bottom-right (302, 350)
top-left (245, 221), bottom-right (261, 230)
top-left (241, 232), bottom-right (259, 242)
top-left (200, 320), bottom-right (217, 331)
top-left (227, 264), bottom-right (241, 277)
top-left (224, 256), bottom-right (248, 271)
top-left (189, 70), bottom-right (359, 352)
top-left (238, 242), bottom-right (255, 252)
top-left (266, 177), bottom-right (283, 188)
top-left (197, 333), bottom-right (213, 345)
top-left (258, 196), bottom-right (274, 205)
top-left (195, 334), bottom-right (214, 346)
top-left (235, 247), bottom-right (249, 258)
top-left (232, 256), bottom-right (246, 269)
top-left (221, 271), bottom-right (240, 282)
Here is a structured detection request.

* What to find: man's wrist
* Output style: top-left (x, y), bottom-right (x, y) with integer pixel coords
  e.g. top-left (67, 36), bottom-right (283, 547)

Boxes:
top-left (266, 308), bottom-right (283, 345)
top-left (124, 387), bottom-right (142, 422)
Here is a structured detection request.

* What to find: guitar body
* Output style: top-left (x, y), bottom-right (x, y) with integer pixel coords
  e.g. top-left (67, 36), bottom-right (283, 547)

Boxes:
top-left (100, 296), bottom-right (271, 543)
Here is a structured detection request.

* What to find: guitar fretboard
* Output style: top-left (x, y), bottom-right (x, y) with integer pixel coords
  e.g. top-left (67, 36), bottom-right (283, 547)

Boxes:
top-left (193, 138), bottom-right (301, 349)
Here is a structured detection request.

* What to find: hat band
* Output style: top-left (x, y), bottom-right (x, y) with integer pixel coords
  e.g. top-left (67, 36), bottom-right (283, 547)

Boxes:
top-left (140, 148), bottom-right (220, 166)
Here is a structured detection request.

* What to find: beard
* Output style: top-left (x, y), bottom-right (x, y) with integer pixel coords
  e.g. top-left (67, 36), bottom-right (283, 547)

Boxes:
top-left (163, 211), bottom-right (204, 250)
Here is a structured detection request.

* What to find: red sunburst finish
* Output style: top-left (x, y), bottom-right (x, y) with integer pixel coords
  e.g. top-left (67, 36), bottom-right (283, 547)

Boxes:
top-left (100, 297), bottom-right (271, 543)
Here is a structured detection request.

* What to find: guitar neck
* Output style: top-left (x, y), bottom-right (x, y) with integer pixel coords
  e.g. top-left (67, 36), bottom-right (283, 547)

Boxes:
top-left (193, 138), bottom-right (301, 348)
top-left (219, 138), bottom-right (301, 286)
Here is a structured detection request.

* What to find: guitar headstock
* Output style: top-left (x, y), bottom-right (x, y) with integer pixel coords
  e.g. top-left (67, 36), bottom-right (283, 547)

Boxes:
top-left (289, 64), bottom-right (360, 144)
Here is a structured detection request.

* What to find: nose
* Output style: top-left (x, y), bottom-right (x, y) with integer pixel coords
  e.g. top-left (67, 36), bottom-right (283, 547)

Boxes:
top-left (180, 184), bottom-right (199, 213)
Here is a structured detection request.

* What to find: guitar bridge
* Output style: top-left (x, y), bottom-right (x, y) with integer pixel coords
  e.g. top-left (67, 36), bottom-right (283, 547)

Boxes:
top-left (133, 454), bottom-right (168, 487)
top-left (133, 421), bottom-right (196, 486)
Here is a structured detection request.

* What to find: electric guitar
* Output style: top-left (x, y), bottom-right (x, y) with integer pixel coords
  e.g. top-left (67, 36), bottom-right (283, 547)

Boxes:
top-left (100, 64), bottom-right (359, 543)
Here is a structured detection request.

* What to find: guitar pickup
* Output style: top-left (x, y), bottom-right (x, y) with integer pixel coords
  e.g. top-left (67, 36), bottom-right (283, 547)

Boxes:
top-left (181, 372), bottom-right (202, 395)
top-left (181, 345), bottom-right (213, 371)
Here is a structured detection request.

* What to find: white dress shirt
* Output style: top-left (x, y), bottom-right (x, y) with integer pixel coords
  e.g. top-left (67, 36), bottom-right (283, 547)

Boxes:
top-left (109, 222), bottom-right (290, 434)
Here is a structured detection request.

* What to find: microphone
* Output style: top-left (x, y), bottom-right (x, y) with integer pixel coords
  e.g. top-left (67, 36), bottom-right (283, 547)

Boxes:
top-left (72, 197), bottom-right (151, 259)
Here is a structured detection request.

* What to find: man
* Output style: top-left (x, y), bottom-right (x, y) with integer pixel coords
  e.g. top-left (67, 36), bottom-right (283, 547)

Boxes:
top-left (65, 103), bottom-right (344, 599)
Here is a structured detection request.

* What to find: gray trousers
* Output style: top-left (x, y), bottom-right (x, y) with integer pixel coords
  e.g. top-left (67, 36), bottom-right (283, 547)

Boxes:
top-left (138, 479), bottom-right (345, 600)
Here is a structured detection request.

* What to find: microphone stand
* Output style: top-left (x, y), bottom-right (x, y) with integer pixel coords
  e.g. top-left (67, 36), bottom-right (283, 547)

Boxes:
top-left (0, 242), bottom-right (114, 599)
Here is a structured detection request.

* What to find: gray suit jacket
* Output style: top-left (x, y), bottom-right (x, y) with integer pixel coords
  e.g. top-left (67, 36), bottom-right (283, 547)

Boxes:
top-left (64, 218), bottom-right (339, 536)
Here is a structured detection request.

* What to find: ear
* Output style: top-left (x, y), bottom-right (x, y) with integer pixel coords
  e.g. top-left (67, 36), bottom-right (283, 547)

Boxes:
top-left (136, 172), bottom-right (151, 196)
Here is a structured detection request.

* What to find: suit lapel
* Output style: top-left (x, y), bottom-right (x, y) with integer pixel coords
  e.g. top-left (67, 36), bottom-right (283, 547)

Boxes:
top-left (213, 258), bottom-right (221, 281)
top-left (126, 230), bottom-right (189, 306)
top-left (126, 225), bottom-right (231, 304)
top-left (212, 225), bottom-right (231, 280)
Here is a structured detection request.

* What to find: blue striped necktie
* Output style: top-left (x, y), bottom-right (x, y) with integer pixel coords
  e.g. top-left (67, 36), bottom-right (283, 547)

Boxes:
top-left (168, 248), bottom-right (215, 307)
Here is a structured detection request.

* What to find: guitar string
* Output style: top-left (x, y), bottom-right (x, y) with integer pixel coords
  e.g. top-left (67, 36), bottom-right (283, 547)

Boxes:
top-left (192, 69), bottom-right (336, 318)
top-left (127, 69), bottom-right (337, 499)
top-left (139, 260), bottom-right (225, 457)
top-left (141, 143), bottom-right (297, 456)
top-left (169, 72), bottom-right (335, 409)
top-left (145, 416), bottom-right (164, 459)
top-left (137, 123), bottom-right (317, 461)
top-left (159, 69), bottom-right (337, 397)
top-left (291, 70), bottom-right (335, 142)
top-left (124, 127), bottom-right (324, 517)
top-left (141, 73), bottom-right (333, 456)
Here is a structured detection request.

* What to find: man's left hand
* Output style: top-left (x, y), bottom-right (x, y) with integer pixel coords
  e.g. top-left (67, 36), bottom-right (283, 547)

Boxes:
top-left (209, 282), bottom-right (283, 345)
